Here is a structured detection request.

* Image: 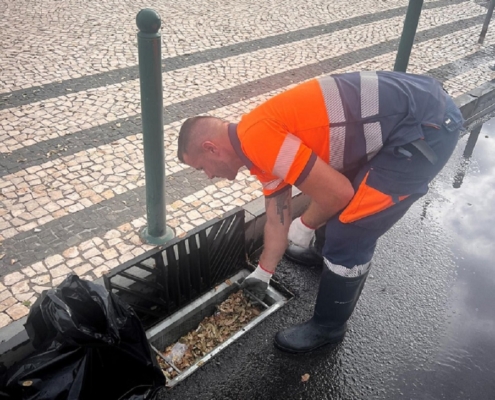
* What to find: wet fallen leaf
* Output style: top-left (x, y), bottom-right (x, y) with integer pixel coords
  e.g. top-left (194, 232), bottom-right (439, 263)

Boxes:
top-left (301, 373), bottom-right (310, 383)
top-left (157, 290), bottom-right (262, 380)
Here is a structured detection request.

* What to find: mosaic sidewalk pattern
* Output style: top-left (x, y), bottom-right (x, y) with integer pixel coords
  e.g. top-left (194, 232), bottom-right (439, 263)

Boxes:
top-left (1, 0), bottom-right (495, 328)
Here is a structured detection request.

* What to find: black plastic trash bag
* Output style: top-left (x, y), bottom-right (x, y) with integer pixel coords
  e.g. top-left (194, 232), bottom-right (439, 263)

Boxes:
top-left (1, 274), bottom-right (165, 400)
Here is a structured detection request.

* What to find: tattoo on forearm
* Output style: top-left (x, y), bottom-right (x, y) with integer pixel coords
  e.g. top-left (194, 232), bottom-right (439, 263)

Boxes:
top-left (275, 191), bottom-right (290, 225)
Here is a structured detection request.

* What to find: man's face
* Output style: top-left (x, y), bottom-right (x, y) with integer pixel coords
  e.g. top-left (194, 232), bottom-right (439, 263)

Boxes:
top-left (183, 146), bottom-right (238, 181)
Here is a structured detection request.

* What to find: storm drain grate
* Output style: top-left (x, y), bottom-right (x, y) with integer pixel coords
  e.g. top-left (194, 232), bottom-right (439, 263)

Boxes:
top-left (104, 208), bottom-right (246, 329)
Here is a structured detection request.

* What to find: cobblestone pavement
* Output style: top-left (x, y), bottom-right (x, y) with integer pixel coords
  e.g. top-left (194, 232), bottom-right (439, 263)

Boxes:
top-left (0, 0), bottom-right (494, 329)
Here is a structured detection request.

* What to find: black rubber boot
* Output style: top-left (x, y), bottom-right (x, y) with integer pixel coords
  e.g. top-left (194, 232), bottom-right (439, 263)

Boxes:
top-left (284, 225), bottom-right (326, 266)
top-left (274, 264), bottom-right (370, 353)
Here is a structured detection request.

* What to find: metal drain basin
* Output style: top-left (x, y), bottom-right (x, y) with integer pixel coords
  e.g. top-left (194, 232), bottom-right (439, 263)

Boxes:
top-left (146, 269), bottom-right (287, 387)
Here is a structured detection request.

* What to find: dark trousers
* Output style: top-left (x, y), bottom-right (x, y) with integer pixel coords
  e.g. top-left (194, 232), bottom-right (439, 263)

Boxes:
top-left (322, 96), bottom-right (464, 268)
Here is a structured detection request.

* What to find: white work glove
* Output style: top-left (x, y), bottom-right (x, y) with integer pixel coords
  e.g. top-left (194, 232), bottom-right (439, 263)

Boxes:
top-left (240, 264), bottom-right (272, 303)
top-left (288, 217), bottom-right (315, 249)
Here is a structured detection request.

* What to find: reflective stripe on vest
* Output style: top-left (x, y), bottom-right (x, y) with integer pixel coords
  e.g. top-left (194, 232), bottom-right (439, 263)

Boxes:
top-left (262, 178), bottom-right (283, 191)
top-left (361, 72), bottom-right (383, 160)
top-left (317, 72), bottom-right (384, 170)
top-left (318, 75), bottom-right (346, 171)
top-left (272, 133), bottom-right (301, 180)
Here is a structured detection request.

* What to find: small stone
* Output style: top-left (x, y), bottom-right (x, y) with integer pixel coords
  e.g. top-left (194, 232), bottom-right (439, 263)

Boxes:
top-left (170, 200), bottom-right (185, 210)
top-left (101, 190), bottom-right (114, 200)
top-left (116, 242), bottom-right (134, 254)
top-left (3, 271), bottom-right (24, 286)
top-left (0, 297), bottom-right (17, 312)
top-left (45, 254), bottom-right (64, 268)
top-left (50, 265), bottom-right (71, 279)
top-left (15, 291), bottom-right (34, 302)
top-left (102, 248), bottom-right (118, 260)
top-left (32, 285), bottom-right (50, 294)
top-left (52, 276), bottom-right (67, 287)
top-left (210, 200), bottom-right (223, 208)
top-left (82, 248), bottom-right (100, 259)
top-left (0, 313), bottom-right (12, 328)
top-left (67, 257), bottom-right (83, 268)
top-left (53, 209), bottom-right (68, 218)
top-left (73, 264), bottom-right (92, 276)
top-left (129, 235), bottom-right (143, 246)
top-left (232, 198), bottom-right (245, 207)
top-left (0, 290), bottom-right (12, 302)
top-left (192, 218), bottom-right (207, 226)
top-left (198, 205), bottom-right (210, 213)
top-left (63, 247), bottom-right (79, 259)
top-left (32, 274), bottom-right (50, 285)
top-left (21, 267), bottom-right (36, 278)
top-left (79, 240), bottom-right (94, 251)
top-left (89, 256), bottom-right (105, 266)
top-left (186, 210), bottom-right (202, 220)
top-left (6, 303), bottom-right (29, 320)
top-left (104, 229), bottom-right (121, 239)
top-left (119, 223), bottom-right (132, 233)
top-left (131, 217), bottom-right (146, 228)
top-left (222, 196), bottom-right (234, 204)
top-left (119, 253), bottom-right (134, 263)
top-left (93, 266), bottom-right (110, 278)
top-left (11, 280), bottom-right (29, 295)
top-left (108, 238), bottom-right (122, 247)
top-left (31, 262), bottom-right (47, 274)
top-left (182, 195), bottom-right (197, 203)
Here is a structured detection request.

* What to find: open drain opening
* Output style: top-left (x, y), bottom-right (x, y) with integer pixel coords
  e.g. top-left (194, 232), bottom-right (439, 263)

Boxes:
top-left (146, 269), bottom-right (288, 387)
top-left (104, 209), bottom-right (293, 387)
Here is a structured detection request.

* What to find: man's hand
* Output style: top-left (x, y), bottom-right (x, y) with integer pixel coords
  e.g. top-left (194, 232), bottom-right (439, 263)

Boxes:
top-left (240, 264), bottom-right (273, 304)
top-left (288, 217), bottom-right (315, 249)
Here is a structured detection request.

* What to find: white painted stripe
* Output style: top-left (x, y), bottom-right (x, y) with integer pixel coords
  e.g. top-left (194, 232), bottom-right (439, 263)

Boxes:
top-left (329, 125), bottom-right (346, 171)
top-left (364, 122), bottom-right (383, 160)
top-left (360, 71), bottom-right (379, 117)
top-left (272, 133), bottom-right (301, 180)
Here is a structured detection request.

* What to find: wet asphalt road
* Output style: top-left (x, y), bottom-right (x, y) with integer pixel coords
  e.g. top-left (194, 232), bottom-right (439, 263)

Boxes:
top-left (157, 118), bottom-right (495, 400)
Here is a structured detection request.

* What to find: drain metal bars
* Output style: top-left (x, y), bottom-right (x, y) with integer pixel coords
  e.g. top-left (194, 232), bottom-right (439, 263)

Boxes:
top-left (104, 208), bottom-right (245, 329)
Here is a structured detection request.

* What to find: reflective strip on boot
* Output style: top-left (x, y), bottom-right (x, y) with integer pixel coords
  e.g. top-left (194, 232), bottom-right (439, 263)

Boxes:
top-left (323, 258), bottom-right (371, 277)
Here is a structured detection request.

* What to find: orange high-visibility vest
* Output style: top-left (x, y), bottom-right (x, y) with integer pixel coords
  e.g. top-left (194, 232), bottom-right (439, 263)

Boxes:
top-left (230, 71), bottom-right (447, 197)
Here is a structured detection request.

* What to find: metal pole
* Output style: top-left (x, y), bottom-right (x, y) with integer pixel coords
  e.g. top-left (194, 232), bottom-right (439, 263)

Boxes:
top-left (136, 9), bottom-right (174, 244)
top-left (479, 0), bottom-right (495, 44)
top-left (394, 0), bottom-right (424, 72)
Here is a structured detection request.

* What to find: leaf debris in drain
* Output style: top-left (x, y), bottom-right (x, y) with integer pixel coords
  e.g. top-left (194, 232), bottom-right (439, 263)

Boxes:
top-left (156, 290), bottom-right (262, 379)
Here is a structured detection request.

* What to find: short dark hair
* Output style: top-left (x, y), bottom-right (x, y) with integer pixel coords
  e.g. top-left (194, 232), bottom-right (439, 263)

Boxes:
top-left (177, 116), bottom-right (215, 163)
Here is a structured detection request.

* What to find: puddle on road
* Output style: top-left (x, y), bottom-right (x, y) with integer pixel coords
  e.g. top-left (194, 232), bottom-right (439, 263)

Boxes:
top-left (399, 117), bottom-right (495, 398)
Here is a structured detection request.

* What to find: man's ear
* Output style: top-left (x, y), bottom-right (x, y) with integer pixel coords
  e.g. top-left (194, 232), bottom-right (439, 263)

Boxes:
top-left (202, 141), bottom-right (217, 154)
